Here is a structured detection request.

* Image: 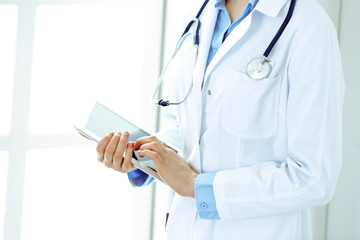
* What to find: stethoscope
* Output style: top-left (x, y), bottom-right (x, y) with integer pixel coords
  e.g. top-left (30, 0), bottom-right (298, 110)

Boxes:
top-left (153, 0), bottom-right (296, 107)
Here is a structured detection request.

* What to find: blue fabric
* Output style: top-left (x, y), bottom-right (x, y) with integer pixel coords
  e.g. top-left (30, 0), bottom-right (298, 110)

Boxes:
top-left (205, 0), bottom-right (259, 73)
top-left (127, 169), bottom-right (154, 187)
top-left (194, 172), bottom-right (220, 219)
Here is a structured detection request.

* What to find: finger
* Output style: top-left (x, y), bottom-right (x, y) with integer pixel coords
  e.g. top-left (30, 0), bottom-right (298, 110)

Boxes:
top-left (113, 131), bottom-right (129, 169)
top-left (162, 141), bottom-right (175, 154)
top-left (121, 142), bottom-right (134, 173)
top-left (96, 132), bottom-right (114, 162)
top-left (134, 135), bottom-right (161, 150)
top-left (138, 149), bottom-right (162, 164)
top-left (139, 141), bottom-right (166, 156)
top-left (140, 142), bottom-right (166, 159)
top-left (104, 132), bottom-right (121, 167)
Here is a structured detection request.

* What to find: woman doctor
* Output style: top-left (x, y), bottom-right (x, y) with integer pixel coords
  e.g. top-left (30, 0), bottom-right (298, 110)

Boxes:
top-left (95, 0), bottom-right (344, 239)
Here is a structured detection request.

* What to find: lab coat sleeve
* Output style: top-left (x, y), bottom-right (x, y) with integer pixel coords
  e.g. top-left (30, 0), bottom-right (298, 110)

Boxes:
top-left (155, 106), bottom-right (183, 154)
top-left (209, 19), bottom-right (345, 220)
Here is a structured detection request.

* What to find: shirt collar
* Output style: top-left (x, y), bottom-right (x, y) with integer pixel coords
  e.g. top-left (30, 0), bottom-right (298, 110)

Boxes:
top-left (249, 0), bottom-right (259, 7)
top-left (214, 0), bottom-right (259, 10)
top-left (212, 0), bottom-right (289, 18)
top-left (214, 0), bottom-right (225, 10)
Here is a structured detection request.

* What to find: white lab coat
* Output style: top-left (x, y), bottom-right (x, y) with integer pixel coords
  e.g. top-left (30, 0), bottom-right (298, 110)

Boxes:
top-left (156, 0), bottom-right (344, 239)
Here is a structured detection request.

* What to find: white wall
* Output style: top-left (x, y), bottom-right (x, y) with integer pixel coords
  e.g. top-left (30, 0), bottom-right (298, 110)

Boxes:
top-left (312, 1), bottom-right (360, 239)
top-left (310, 1), bottom-right (341, 239)
top-left (326, 0), bottom-right (360, 239)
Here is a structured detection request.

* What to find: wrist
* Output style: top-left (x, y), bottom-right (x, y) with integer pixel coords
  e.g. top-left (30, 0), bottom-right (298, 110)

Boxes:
top-left (188, 172), bottom-right (198, 198)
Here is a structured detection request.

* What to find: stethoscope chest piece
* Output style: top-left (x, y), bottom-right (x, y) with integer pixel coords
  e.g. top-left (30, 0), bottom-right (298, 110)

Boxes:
top-left (246, 57), bottom-right (272, 80)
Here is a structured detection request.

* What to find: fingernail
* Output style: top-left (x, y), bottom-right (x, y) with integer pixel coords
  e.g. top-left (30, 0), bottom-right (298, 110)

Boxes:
top-left (115, 132), bottom-right (121, 136)
top-left (123, 131), bottom-right (129, 137)
top-left (108, 132), bottom-right (114, 135)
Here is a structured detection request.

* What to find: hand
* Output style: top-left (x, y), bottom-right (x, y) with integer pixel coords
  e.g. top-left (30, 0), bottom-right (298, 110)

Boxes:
top-left (96, 132), bottom-right (136, 173)
top-left (134, 136), bottom-right (198, 198)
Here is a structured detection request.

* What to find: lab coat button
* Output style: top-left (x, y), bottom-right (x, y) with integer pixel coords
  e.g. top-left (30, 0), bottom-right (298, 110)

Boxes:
top-left (207, 90), bottom-right (211, 95)
top-left (200, 202), bottom-right (208, 209)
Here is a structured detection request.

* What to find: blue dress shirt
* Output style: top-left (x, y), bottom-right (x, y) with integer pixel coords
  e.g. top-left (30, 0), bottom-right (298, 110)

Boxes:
top-left (128, 0), bottom-right (259, 219)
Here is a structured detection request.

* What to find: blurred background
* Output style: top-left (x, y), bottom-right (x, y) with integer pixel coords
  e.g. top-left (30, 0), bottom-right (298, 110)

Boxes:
top-left (0, 0), bottom-right (359, 239)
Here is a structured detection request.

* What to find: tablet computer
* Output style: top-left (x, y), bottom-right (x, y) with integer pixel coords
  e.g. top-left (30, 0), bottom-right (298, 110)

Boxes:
top-left (74, 101), bottom-right (165, 184)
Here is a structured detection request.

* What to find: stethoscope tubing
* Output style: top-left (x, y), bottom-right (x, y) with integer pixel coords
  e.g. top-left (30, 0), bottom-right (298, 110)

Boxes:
top-left (153, 0), bottom-right (296, 106)
top-left (180, 0), bottom-right (209, 45)
top-left (152, 30), bottom-right (199, 106)
top-left (263, 0), bottom-right (296, 58)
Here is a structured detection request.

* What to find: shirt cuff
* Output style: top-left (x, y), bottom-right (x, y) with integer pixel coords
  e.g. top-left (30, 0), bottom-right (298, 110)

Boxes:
top-left (194, 172), bottom-right (220, 220)
top-left (127, 169), bottom-right (154, 187)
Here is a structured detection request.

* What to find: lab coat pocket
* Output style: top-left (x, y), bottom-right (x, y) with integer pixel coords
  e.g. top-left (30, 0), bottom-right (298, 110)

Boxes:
top-left (220, 71), bottom-right (282, 139)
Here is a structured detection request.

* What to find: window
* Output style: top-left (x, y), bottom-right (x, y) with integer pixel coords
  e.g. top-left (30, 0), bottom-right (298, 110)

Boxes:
top-left (22, 148), bottom-right (153, 240)
top-left (1, 1), bottom-right (164, 239)
top-left (0, 5), bottom-right (17, 135)
top-left (29, 4), bottom-right (161, 134)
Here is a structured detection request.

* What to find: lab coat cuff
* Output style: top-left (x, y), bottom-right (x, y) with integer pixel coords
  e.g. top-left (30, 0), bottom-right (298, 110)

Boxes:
top-left (194, 172), bottom-right (220, 220)
top-left (127, 169), bottom-right (154, 187)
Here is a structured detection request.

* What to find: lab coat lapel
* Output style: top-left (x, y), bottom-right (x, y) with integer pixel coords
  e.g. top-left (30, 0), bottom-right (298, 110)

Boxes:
top-left (191, 0), bottom-right (218, 133)
top-left (184, 0), bottom-right (218, 172)
top-left (192, 1), bottom-right (219, 85)
top-left (203, 11), bottom-right (254, 83)
top-left (255, 0), bottom-right (289, 17)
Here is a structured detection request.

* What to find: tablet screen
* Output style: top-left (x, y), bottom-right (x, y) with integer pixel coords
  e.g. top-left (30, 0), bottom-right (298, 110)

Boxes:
top-left (84, 102), bottom-right (156, 170)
